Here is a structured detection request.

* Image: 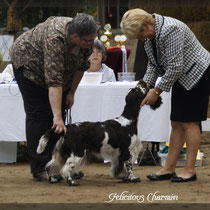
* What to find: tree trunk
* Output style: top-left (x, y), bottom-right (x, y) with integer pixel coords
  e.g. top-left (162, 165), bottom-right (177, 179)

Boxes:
top-left (6, 0), bottom-right (22, 32)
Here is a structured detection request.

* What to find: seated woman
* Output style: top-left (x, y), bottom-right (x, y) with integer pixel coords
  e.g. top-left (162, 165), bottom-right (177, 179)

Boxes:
top-left (87, 39), bottom-right (116, 82)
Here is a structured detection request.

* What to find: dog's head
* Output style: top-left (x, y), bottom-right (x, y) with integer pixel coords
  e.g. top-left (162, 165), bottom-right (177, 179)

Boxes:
top-left (125, 79), bottom-right (162, 110)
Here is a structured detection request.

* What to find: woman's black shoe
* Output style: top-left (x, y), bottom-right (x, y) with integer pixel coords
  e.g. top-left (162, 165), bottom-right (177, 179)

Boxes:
top-left (147, 172), bottom-right (176, 181)
top-left (171, 173), bottom-right (197, 182)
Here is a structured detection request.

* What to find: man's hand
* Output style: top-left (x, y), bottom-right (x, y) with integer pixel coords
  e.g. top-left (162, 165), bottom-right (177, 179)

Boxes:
top-left (52, 116), bottom-right (67, 134)
top-left (65, 70), bottom-right (84, 109)
top-left (66, 92), bottom-right (75, 109)
top-left (49, 86), bottom-right (66, 134)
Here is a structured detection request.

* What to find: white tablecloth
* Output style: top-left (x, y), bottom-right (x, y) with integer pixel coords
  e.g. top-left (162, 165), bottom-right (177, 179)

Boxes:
top-left (0, 82), bottom-right (172, 143)
top-left (0, 84), bottom-right (26, 142)
top-left (71, 82), bottom-right (137, 122)
top-left (138, 90), bottom-right (171, 142)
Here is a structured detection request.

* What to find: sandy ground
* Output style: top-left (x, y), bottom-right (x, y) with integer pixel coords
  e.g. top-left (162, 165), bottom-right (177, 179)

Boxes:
top-left (0, 143), bottom-right (210, 207)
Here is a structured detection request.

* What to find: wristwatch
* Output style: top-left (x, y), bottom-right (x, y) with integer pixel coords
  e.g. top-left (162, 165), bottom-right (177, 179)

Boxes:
top-left (152, 89), bottom-right (159, 95)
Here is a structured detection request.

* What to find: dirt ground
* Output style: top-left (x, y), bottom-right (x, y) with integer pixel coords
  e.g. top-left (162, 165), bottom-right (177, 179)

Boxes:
top-left (0, 143), bottom-right (210, 208)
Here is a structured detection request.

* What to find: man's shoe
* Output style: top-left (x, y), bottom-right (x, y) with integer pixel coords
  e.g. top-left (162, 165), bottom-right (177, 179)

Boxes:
top-left (72, 171), bottom-right (84, 179)
top-left (171, 173), bottom-right (197, 182)
top-left (147, 172), bottom-right (176, 181)
top-left (33, 171), bottom-right (48, 182)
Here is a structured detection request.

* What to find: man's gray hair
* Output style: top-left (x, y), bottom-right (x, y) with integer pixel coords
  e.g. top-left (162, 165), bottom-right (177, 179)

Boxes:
top-left (67, 13), bottom-right (100, 38)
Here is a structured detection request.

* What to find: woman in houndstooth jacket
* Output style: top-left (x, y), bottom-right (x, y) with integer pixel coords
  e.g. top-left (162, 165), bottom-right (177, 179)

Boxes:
top-left (121, 8), bottom-right (210, 182)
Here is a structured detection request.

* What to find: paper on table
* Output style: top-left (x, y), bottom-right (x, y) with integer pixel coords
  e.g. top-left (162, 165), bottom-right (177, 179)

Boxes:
top-left (0, 64), bottom-right (14, 84)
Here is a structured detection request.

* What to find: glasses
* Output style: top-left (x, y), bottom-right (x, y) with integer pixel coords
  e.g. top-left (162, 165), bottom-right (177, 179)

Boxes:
top-left (82, 37), bottom-right (95, 45)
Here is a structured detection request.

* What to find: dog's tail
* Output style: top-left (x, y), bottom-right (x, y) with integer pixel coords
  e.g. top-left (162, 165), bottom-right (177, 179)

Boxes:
top-left (36, 128), bottom-right (65, 154)
top-left (36, 129), bottom-right (54, 154)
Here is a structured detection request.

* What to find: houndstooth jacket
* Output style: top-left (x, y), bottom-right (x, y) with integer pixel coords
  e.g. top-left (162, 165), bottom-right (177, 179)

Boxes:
top-left (143, 14), bottom-right (210, 92)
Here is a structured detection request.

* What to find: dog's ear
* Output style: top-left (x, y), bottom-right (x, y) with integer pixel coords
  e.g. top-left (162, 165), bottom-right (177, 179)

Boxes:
top-left (136, 79), bottom-right (148, 90)
top-left (150, 96), bottom-right (163, 110)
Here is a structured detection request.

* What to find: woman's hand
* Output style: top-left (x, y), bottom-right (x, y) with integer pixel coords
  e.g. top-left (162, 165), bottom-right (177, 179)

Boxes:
top-left (140, 89), bottom-right (160, 107)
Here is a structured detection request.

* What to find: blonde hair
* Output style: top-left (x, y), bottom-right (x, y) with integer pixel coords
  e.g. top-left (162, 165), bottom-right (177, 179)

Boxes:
top-left (120, 8), bottom-right (153, 39)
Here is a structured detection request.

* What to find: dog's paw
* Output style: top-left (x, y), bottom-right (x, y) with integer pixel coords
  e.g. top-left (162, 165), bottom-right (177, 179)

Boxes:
top-left (49, 175), bottom-right (63, 184)
top-left (49, 176), bottom-right (59, 183)
top-left (70, 180), bottom-right (80, 186)
top-left (66, 178), bottom-right (80, 186)
top-left (72, 171), bottom-right (84, 179)
top-left (122, 177), bottom-right (141, 183)
top-left (131, 177), bottom-right (141, 182)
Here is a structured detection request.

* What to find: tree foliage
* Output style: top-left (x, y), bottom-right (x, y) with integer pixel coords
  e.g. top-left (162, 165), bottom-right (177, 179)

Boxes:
top-left (0, 0), bottom-right (98, 30)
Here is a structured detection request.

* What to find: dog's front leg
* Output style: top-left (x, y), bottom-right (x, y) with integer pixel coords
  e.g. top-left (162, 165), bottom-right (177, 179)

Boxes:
top-left (122, 159), bottom-right (141, 183)
top-left (45, 158), bottom-right (62, 183)
top-left (63, 169), bottom-right (80, 186)
top-left (61, 156), bottom-right (82, 186)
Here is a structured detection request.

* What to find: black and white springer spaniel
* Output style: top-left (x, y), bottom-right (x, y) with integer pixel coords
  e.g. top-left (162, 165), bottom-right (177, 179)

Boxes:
top-left (37, 80), bottom-right (162, 186)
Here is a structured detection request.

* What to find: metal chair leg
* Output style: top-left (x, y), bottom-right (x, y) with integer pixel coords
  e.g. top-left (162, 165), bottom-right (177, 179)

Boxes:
top-left (138, 142), bottom-right (157, 166)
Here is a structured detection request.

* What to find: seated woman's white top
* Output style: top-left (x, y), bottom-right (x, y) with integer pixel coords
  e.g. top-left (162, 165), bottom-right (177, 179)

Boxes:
top-left (87, 64), bottom-right (116, 83)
